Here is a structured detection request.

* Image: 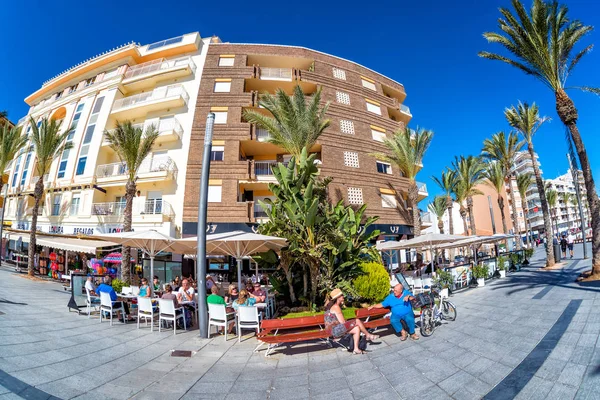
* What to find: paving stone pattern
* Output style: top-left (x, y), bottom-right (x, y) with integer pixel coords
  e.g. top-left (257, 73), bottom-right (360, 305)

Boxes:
top-left (0, 244), bottom-right (599, 399)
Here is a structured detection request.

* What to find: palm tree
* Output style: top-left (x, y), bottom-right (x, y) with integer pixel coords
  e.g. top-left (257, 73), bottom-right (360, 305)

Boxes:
top-left (483, 161), bottom-right (509, 234)
top-left (453, 155), bottom-right (486, 236)
top-left (517, 174), bottom-right (534, 248)
top-left (28, 117), bottom-right (72, 276)
top-left (505, 102), bottom-right (554, 265)
top-left (242, 86), bottom-right (331, 159)
top-left (428, 196), bottom-right (447, 234)
top-left (103, 121), bottom-right (159, 283)
top-left (482, 131), bottom-right (524, 248)
top-left (0, 124), bottom-right (28, 197)
top-left (372, 127), bottom-right (433, 236)
top-left (432, 169), bottom-right (457, 234)
top-left (560, 192), bottom-right (574, 232)
top-left (546, 188), bottom-right (559, 236)
top-left (452, 179), bottom-right (470, 236)
top-left (480, 0), bottom-right (600, 274)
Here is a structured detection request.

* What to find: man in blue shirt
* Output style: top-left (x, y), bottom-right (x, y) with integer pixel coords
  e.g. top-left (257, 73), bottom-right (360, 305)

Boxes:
top-left (96, 276), bottom-right (130, 321)
top-left (369, 283), bottom-right (419, 341)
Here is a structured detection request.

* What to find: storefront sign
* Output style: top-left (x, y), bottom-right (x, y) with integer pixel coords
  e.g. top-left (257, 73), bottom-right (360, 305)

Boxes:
top-left (73, 227), bottom-right (94, 235)
top-left (49, 226), bottom-right (64, 234)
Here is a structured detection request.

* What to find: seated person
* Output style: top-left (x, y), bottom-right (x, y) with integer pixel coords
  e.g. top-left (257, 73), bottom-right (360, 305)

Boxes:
top-left (172, 276), bottom-right (181, 291)
top-left (245, 281), bottom-right (254, 294)
top-left (231, 289), bottom-right (256, 311)
top-left (369, 283), bottom-right (419, 341)
top-left (249, 283), bottom-right (266, 303)
top-left (206, 275), bottom-right (216, 291)
top-left (161, 284), bottom-right (181, 308)
top-left (139, 278), bottom-right (151, 298)
top-left (85, 275), bottom-right (98, 296)
top-left (177, 279), bottom-right (195, 303)
top-left (224, 284), bottom-right (238, 303)
top-left (96, 276), bottom-right (130, 320)
top-left (152, 276), bottom-right (160, 291)
top-left (207, 286), bottom-right (234, 333)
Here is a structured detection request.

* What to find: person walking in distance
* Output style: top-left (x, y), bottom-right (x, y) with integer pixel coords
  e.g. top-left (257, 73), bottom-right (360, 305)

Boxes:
top-left (567, 232), bottom-right (575, 259)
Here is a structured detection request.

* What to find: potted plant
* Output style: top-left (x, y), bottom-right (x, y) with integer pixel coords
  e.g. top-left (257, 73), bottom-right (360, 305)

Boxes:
top-left (434, 270), bottom-right (454, 298)
top-left (509, 253), bottom-right (521, 272)
top-left (523, 248), bottom-right (534, 265)
top-left (473, 264), bottom-right (489, 287)
top-left (497, 255), bottom-right (507, 278)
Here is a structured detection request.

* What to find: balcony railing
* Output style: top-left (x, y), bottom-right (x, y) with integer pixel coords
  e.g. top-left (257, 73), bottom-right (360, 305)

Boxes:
top-left (417, 181), bottom-right (427, 194)
top-left (91, 199), bottom-right (174, 218)
top-left (255, 128), bottom-right (271, 142)
top-left (112, 84), bottom-right (189, 112)
top-left (254, 202), bottom-right (270, 218)
top-left (124, 56), bottom-right (196, 80)
top-left (400, 104), bottom-right (411, 115)
top-left (95, 155), bottom-right (177, 179)
top-left (255, 161), bottom-right (290, 176)
top-left (259, 67), bottom-right (293, 81)
top-left (421, 212), bottom-right (433, 224)
top-left (31, 174), bottom-right (50, 186)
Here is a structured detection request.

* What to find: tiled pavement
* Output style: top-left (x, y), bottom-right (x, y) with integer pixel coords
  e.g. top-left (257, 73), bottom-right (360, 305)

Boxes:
top-left (0, 244), bottom-right (599, 399)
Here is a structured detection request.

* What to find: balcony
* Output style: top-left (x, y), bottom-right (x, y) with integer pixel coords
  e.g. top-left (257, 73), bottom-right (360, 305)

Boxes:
top-left (421, 211), bottom-right (433, 228)
top-left (111, 84), bottom-right (189, 120)
top-left (258, 67), bottom-right (293, 82)
top-left (103, 118), bottom-right (182, 146)
top-left (91, 199), bottom-right (174, 222)
top-left (417, 181), bottom-right (428, 201)
top-left (255, 128), bottom-right (271, 142)
top-left (254, 202), bottom-right (270, 220)
top-left (122, 57), bottom-right (196, 93)
top-left (95, 155), bottom-right (177, 186)
top-left (255, 161), bottom-right (279, 181)
top-left (400, 104), bottom-right (411, 116)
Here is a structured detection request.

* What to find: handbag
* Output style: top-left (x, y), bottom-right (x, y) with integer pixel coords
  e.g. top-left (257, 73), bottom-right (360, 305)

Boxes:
top-left (339, 334), bottom-right (368, 352)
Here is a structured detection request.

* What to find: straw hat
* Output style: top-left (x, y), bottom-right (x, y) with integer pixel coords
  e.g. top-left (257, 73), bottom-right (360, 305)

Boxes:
top-left (330, 288), bottom-right (343, 301)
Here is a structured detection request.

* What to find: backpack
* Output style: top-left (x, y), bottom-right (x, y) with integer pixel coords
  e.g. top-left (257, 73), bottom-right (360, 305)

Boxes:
top-left (339, 334), bottom-right (368, 352)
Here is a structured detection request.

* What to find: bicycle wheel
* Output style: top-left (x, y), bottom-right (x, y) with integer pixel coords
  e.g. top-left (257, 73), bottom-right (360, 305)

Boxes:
top-left (441, 300), bottom-right (457, 321)
top-left (420, 307), bottom-right (436, 337)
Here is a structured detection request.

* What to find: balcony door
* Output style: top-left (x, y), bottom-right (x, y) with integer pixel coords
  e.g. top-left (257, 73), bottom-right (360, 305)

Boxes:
top-left (146, 191), bottom-right (162, 214)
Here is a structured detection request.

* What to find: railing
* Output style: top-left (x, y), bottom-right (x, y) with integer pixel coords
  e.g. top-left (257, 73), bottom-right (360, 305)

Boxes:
top-left (30, 174), bottom-right (50, 186)
top-left (259, 67), bottom-right (293, 81)
top-left (17, 116), bottom-right (27, 125)
top-left (91, 199), bottom-right (174, 218)
top-left (112, 84), bottom-right (189, 112)
top-left (157, 118), bottom-right (183, 138)
top-left (400, 104), bottom-right (411, 114)
top-left (51, 204), bottom-right (61, 216)
top-left (255, 161), bottom-right (279, 176)
top-left (95, 155), bottom-right (177, 179)
top-left (124, 56), bottom-right (196, 80)
top-left (421, 212), bottom-right (433, 224)
top-left (416, 181), bottom-right (427, 193)
top-left (254, 202), bottom-right (270, 218)
top-left (255, 128), bottom-right (271, 142)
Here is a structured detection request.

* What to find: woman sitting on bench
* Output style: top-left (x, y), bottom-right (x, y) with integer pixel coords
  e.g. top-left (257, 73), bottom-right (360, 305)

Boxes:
top-left (324, 289), bottom-right (379, 354)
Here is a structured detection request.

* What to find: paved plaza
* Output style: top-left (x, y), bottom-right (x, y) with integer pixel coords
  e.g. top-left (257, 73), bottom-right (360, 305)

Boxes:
top-left (0, 246), bottom-right (599, 399)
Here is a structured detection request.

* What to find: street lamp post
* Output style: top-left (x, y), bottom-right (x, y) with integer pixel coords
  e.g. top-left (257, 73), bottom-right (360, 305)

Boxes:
top-left (568, 154), bottom-right (588, 259)
top-left (196, 113), bottom-right (215, 338)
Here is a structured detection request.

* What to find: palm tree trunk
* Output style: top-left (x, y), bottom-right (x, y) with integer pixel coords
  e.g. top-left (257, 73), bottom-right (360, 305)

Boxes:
top-left (446, 195), bottom-right (454, 234)
top-left (279, 251), bottom-right (296, 303)
top-left (467, 196), bottom-right (476, 236)
top-left (459, 207), bottom-right (469, 236)
top-left (28, 179), bottom-right (44, 276)
top-left (438, 220), bottom-right (444, 234)
top-left (121, 180), bottom-right (136, 283)
top-left (303, 264), bottom-right (308, 299)
top-left (309, 260), bottom-right (319, 307)
top-left (507, 175), bottom-right (521, 249)
top-left (497, 195), bottom-right (508, 234)
top-left (524, 207), bottom-right (531, 248)
top-left (555, 89), bottom-right (600, 274)
top-left (409, 183), bottom-right (420, 236)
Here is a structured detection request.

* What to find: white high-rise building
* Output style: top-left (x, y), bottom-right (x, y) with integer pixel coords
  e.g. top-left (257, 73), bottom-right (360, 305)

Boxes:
top-left (545, 170), bottom-right (590, 234)
top-left (512, 151), bottom-right (543, 234)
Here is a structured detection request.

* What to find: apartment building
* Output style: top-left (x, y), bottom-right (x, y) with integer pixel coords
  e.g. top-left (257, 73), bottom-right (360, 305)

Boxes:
top-left (512, 151), bottom-right (543, 234)
top-left (181, 43), bottom-right (426, 238)
top-left (5, 33), bottom-right (209, 237)
top-left (546, 169), bottom-right (590, 234)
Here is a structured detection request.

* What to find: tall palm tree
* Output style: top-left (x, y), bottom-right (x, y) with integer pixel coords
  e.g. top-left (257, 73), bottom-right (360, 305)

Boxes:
top-left (483, 161), bottom-right (509, 234)
top-left (482, 131), bottom-right (524, 248)
top-left (560, 192), bottom-right (574, 231)
top-left (432, 169), bottom-right (457, 234)
top-left (452, 179), bottom-right (470, 236)
top-left (28, 117), bottom-right (72, 276)
top-left (517, 173), bottom-right (534, 248)
top-left (453, 156), bottom-right (486, 236)
top-left (546, 188), bottom-right (559, 236)
top-left (242, 86), bottom-right (331, 159)
top-left (428, 196), bottom-right (447, 234)
top-left (103, 121), bottom-right (159, 283)
top-left (480, 0), bottom-right (600, 274)
top-left (0, 124), bottom-right (28, 197)
top-left (505, 102), bottom-right (554, 265)
top-left (372, 127), bottom-right (433, 236)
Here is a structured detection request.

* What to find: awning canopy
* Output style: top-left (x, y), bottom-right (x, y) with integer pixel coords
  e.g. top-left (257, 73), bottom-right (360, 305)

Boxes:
top-left (3, 232), bottom-right (117, 254)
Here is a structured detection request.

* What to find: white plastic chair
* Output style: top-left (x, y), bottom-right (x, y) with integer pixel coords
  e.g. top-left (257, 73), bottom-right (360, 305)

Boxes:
top-left (158, 298), bottom-right (186, 335)
top-left (237, 306), bottom-right (260, 343)
top-left (412, 278), bottom-right (424, 294)
top-left (422, 278), bottom-right (433, 292)
top-left (208, 303), bottom-right (235, 341)
top-left (405, 276), bottom-right (414, 290)
top-left (85, 288), bottom-right (100, 318)
top-left (99, 292), bottom-right (126, 325)
top-left (131, 286), bottom-right (140, 296)
top-left (137, 297), bottom-right (155, 331)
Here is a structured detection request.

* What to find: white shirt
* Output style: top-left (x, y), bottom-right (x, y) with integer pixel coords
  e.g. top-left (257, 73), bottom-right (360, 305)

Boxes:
top-left (178, 286), bottom-right (195, 301)
top-left (85, 280), bottom-right (96, 293)
top-left (567, 234), bottom-right (575, 244)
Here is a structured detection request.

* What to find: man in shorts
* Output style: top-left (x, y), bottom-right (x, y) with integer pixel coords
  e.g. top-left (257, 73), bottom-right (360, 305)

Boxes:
top-left (567, 232), bottom-right (575, 259)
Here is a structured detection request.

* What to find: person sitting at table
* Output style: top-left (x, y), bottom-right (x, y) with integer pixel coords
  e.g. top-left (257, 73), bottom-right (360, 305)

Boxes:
top-left (232, 289), bottom-right (256, 311)
top-left (161, 284), bottom-right (181, 308)
top-left (206, 275), bottom-right (216, 291)
top-left (250, 283), bottom-right (266, 303)
top-left (153, 276), bottom-right (160, 291)
top-left (139, 278), bottom-right (151, 298)
top-left (85, 275), bottom-right (98, 296)
top-left (245, 281), bottom-right (254, 294)
top-left (172, 276), bottom-right (181, 291)
top-left (96, 276), bottom-right (131, 321)
top-left (224, 284), bottom-right (238, 303)
top-left (177, 279), bottom-right (195, 303)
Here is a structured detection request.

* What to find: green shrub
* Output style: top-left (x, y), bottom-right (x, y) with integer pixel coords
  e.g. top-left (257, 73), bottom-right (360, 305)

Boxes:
top-left (496, 255), bottom-right (507, 271)
top-left (473, 264), bottom-right (489, 279)
top-left (352, 262), bottom-right (390, 302)
top-left (510, 252), bottom-right (521, 266)
top-left (525, 248), bottom-right (534, 259)
top-left (434, 270), bottom-right (454, 288)
top-left (111, 278), bottom-right (126, 294)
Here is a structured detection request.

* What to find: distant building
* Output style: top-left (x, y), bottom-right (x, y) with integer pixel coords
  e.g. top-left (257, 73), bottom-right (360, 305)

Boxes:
top-left (545, 170), bottom-right (589, 234)
top-left (511, 151), bottom-right (543, 234)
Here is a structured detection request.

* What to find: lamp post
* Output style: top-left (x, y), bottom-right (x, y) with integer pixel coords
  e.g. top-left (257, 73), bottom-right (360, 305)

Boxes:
top-left (196, 113), bottom-right (215, 338)
top-left (568, 154), bottom-right (587, 259)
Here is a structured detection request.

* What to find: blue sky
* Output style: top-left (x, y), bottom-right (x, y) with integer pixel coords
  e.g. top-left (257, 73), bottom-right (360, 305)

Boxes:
top-left (2, 0), bottom-right (600, 204)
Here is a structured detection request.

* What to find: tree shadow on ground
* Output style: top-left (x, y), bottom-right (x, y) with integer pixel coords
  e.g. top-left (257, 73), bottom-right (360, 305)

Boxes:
top-left (0, 298), bottom-right (27, 305)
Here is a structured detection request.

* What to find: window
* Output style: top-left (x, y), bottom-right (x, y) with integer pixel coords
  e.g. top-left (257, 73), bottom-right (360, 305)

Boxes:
top-left (70, 195), bottom-right (80, 215)
top-left (371, 128), bottom-right (386, 142)
top-left (361, 78), bottom-right (377, 91)
top-left (68, 84), bottom-right (78, 94)
top-left (213, 111), bottom-right (228, 124)
top-left (332, 68), bottom-right (346, 80)
top-left (344, 152), bottom-right (359, 168)
top-left (76, 157), bottom-right (87, 176)
top-left (210, 146), bottom-right (224, 161)
top-left (20, 153), bottom-right (32, 186)
top-left (55, 90), bottom-right (63, 100)
top-left (52, 194), bottom-right (62, 216)
top-left (208, 186), bottom-right (222, 202)
top-left (339, 120), bottom-right (355, 135)
top-left (214, 80), bottom-right (231, 93)
top-left (218, 56), bottom-right (235, 67)
top-left (336, 91), bottom-right (350, 105)
top-left (11, 155), bottom-right (22, 187)
top-left (366, 100), bottom-right (382, 115)
top-left (347, 187), bottom-right (363, 205)
top-left (103, 67), bottom-right (120, 80)
top-left (381, 193), bottom-right (397, 208)
top-left (84, 77), bottom-right (96, 87)
top-left (376, 161), bottom-right (392, 175)
top-left (76, 97), bottom-right (104, 175)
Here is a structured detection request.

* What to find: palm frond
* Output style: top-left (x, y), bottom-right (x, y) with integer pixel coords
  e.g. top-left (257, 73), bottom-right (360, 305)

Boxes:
top-left (29, 117), bottom-right (72, 176)
top-left (0, 124), bottom-right (28, 174)
top-left (427, 196), bottom-right (447, 219)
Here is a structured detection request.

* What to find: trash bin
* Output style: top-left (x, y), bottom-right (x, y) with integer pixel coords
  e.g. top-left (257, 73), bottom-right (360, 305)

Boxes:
top-left (553, 244), bottom-right (561, 263)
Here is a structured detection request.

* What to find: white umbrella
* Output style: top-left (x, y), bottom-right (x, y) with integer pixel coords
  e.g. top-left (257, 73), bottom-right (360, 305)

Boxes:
top-left (171, 231), bottom-right (287, 289)
top-left (390, 233), bottom-right (467, 251)
top-left (93, 230), bottom-right (176, 295)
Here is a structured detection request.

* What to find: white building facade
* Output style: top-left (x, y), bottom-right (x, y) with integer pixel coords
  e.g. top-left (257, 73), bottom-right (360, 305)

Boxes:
top-left (512, 151), bottom-right (543, 233)
top-left (545, 170), bottom-right (590, 235)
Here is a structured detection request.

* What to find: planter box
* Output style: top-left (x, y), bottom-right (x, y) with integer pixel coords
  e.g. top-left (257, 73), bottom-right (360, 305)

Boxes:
top-left (477, 278), bottom-right (485, 287)
top-left (499, 270), bottom-right (506, 278)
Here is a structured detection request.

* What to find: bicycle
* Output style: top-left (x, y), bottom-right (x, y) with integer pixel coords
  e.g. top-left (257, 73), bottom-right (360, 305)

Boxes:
top-left (416, 285), bottom-right (457, 337)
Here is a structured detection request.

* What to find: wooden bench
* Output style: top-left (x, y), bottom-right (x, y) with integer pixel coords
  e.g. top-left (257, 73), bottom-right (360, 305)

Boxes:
top-left (355, 307), bottom-right (391, 330)
top-left (256, 315), bottom-right (331, 356)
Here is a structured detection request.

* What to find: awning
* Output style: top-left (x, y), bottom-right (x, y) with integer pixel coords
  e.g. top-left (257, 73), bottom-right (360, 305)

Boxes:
top-left (2, 232), bottom-right (116, 253)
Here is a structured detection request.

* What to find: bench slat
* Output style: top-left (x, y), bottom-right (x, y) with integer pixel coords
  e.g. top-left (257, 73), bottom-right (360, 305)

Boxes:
top-left (258, 330), bottom-right (330, 344)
